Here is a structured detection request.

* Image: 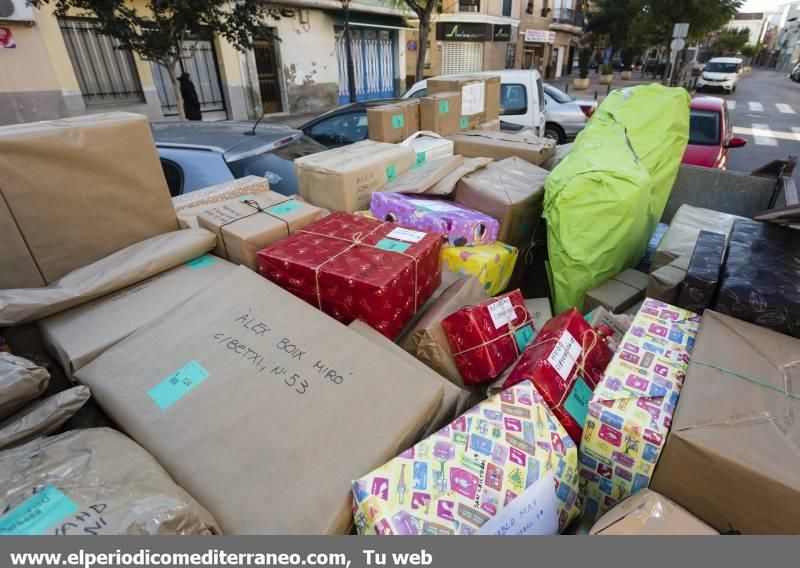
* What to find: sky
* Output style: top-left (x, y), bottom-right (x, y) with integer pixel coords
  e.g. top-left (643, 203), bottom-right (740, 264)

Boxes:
top-left (741, 0), bottom-right (792, 12)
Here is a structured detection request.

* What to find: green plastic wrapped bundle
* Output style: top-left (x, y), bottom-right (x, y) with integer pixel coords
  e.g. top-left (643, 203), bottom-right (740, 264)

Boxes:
top-left (544, 84), bottom-right (689, 313)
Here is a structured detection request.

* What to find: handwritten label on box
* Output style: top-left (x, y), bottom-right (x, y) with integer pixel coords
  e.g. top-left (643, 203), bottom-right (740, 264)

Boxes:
top-left (387, 227), bottom-right (426, 243)
top-left (547, 330), bottom-right (582, 381)
top-left (476, 473), bottom-right (558, 535)
top-left (0, 486), bottom-right (78, 535)
top-left (488, 297), bottom-right (516, 329)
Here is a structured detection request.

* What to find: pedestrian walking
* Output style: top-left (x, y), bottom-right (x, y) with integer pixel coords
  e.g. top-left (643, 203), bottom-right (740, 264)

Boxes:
top-left (179, 72), bottom-right (202, 121)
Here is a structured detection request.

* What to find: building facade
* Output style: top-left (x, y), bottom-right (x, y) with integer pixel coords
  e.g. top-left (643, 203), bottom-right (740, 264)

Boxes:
top-left (726, 12), bottom-right (767, 46)
top-left (773, 2), bottom-right (800, 72)
top-left (0, 0), bottom-right (410, 125)
top-left (516, 0), bottom-right (585, 79)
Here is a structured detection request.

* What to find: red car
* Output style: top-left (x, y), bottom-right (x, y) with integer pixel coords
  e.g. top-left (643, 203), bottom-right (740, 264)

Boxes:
top-left (682, 96), bottom-right (747, 169)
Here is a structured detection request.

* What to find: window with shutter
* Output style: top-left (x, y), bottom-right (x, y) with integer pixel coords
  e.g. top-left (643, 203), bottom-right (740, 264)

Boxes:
top-left (442, 42), bottom-right (484, 75)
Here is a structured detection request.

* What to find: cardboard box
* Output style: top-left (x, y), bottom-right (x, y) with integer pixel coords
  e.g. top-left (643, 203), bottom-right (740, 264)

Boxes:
top-left (714, 218), bottom-right (800, 339)
top-left (589, 489), bottom-right (718, 535)
top-left (442, 290), bottom-right (533, 384)
top-left (420, 92), bottom-right (462, 136)
top-left (646, 254), bottom-right (690, 305)
top-left (475, 118), bottom-right (501, 131)
top-left (428, 76), bottom-right (487, 121)
top-left (579, 299), bottom-right (699, 521)
top-left (295, 140), bottom-right (416, 213)
top-left (401, 132), bottom-right (454, 163)
top-left (352, 380), bottom-right (581, 535)
top-left (650, 311), bottom-right (800, 534)
top-left (0, 229), bottom-right (216, 327)
top-left (428, 157), bottom-right (494, 197)
top-left (175, 176), bottom-right (271, 228)
top-left (75, 267), bottom-right (446, 534)
top-left (455, 157), bottom-right (548, 249)
top-left (400, 276), bottom-right (489, 389)
top-left (0, 428), bottom-right (220, 535)
top-left (587, 306), bottom-right (629, 347)
top-left (197, 194), bottom-right (325, 270)
top-left (0, 113), bottom-right (179, 285)
top-left (382, 155), bottom-right (464, 195)
top-left (258, 212), bottom-right (442, 339)
top-left (370, 193), bottom-right (499, 247)
top-left (348, 319), bottom-right (470, 436)
top-left (482, 75), bottom-right (501, 120)
top-left (367, 101), bottom-right (420, 143)
top-left (0, 199), bottom-right (43, 289)
top-left (0, 353), bottom-right (49, 420)
top-left (39, 255), bottom-right (236, 380)
top-left (676, 230), bottom-right (726, 314)
top-left (448, 131), bottom-right (556, 166)
top-left (584, 269), bottom-right (649, 314)
top-left (441, 242), bottom-right (518, 297)
top-left (651, 205), bottom-right (741, 272)
top-left (504, 308), bottom-right (613, 443)
top-left (0, 386), bottom-right (90, 451)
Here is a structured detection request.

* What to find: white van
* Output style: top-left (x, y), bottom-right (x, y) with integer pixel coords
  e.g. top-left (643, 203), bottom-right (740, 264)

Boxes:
top-left (696, 57), bottom-right (744, 94)
top-left (402, 70), bottom-right (547, 138)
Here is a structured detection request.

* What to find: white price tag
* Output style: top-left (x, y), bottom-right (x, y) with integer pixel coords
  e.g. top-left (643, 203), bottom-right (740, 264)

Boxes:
top-left (386, 227), bottom-right (426, 243)
top-left (488, 297), bottom-right (515, 329)
top-left (546, 330), bottom-right (582, 381)
top-left (476, 473), bottom-right (558, 535)
top-left (461, 82), bottom-right (486, 116)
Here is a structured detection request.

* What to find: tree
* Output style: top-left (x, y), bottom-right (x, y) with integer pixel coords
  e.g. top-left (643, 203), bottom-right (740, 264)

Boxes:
top-left (31, 0), bottom-right (280, 119)
top-left (578, 48), bottom-right (591, 79)
top-left (709, 28), bottom-right (750, 57)
top-left (388, 0), bottom-right (436, 82)
top-left (587, 0), bottom-right (642, 60)
top-left (740, 42), bottom-right (764, 58)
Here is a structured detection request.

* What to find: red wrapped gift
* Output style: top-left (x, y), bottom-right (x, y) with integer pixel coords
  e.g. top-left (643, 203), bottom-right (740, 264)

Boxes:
top-left (503, 307), bottom-right (613, 443)
top-left (441, 289), bottom-right (533, 384)
top-left (257, 212), bottom-right (442, 338)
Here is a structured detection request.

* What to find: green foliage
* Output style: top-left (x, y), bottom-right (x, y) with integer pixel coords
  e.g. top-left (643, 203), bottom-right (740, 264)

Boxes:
top-left (710, 28), bottom-right (750, 56)
top-left (579, 48), bottom-right (591, 79)
top-left (740, 43), bottom-right (764, 58)
top-left (621, 47), bottom-right (636, 69)
top-left (636, 0), bottom-right (744, 47)
top-left (588, 0), bottom-right (643, 53)
top-left (601, 63), bottom-right (613, 75)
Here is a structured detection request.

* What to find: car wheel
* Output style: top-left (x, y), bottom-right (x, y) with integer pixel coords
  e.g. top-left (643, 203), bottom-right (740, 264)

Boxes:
top-left (544, 123), bottom-right (566, 145)
top-left (732, 85), bottom-right (737, 93)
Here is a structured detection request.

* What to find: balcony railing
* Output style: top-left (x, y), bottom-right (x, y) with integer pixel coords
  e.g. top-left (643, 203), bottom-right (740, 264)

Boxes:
top-left (552, 7), bottom-right (585, 29)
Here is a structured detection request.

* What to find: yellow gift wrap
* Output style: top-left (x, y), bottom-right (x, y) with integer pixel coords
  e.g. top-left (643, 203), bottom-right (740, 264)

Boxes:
top-left (352, 380), bottom-right (580, 535)
top-left (578, 299), bottom-right (699, 521)
top-left (441, 242), bottom-right (518, 297)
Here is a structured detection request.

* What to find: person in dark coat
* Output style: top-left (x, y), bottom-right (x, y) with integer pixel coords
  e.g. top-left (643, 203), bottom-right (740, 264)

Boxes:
top-left (178, 72), bottom-right (202, 121)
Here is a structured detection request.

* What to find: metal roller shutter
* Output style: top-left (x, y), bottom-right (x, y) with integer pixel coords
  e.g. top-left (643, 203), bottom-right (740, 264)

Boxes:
top-left (442, 42), bottom-right (483, 75)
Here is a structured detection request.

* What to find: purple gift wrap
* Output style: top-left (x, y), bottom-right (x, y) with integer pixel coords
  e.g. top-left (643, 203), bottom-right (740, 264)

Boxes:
top-left (370, 192), bottom-right (499, 247)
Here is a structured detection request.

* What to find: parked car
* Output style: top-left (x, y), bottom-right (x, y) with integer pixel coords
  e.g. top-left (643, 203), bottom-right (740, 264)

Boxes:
top-left (541, 84), bottom-right (596, 144)
top-left (681, 96), bottom-right (746, 170)
top-left (151, 121), bottom-right (326, 197)
top-left (696, 57), bottom-right (743, 94)
top-left (790, 62), bottom-right (800, 82)
top-left (403, 70), bottom-right (547, 137)
top-left (301, 99), bottom-right (404, 149)
top-left (642, 58), bottom-right (668, 76)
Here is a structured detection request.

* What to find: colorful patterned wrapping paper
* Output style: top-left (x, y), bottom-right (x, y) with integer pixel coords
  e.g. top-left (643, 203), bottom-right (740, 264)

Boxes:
top-left (352, 380), bottom-right (581, 535)
top-left (257, 212), bottom-right (442, 339)
top-left (503, 308), bottom-right (614, 444)
top-left (370, 193), bottom-right (499, 247)
top-left (441, 290), bottom-right (532, 385)
top-left (578, 298), bottom-right (699, 521)
top-left (441, 242), bottom-right (518, 296)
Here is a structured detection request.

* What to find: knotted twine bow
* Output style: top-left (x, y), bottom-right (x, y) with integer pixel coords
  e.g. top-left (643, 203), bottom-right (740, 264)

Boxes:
top-left (295, 221), bottom-right (421, 314)
top-left (452, 303), bottom-right (533, 358)
top-left (217, 197), bottom-right (295, 261)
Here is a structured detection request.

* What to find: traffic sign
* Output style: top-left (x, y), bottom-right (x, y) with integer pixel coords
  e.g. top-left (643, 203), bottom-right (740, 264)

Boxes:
top-left (673, 23), bottom-right (689, 39)
top-left (671, 38), bottom-right (686, 52)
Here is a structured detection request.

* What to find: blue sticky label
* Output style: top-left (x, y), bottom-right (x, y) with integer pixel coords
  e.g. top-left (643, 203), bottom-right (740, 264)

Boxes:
top-left (0, 486), bottom-right (78, 535)
top-left (416, 152), bottom-right (426, 166)
top-left (391, 114), bottom-right (405, 129)
top-left (564, 376), bottom-right (593, 427)
top-left (514, 324), bottom-right (534, 351)
top-left (148, 360), bottom-right (210, 410)
top-left (375, 238), bottom-right (411, 253)
top-left (460, 116), bottom-right (468, 129)
top-left (439, 100), bottom-right (450, 114)
top-left (185, 255), bottom-right (217, 270)
top-left (267, 201), bottom-right (301, 216)
top-left (386, 165), bottom-right (398, 181)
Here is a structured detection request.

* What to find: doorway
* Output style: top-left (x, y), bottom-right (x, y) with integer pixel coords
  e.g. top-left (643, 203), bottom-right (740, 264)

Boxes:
top-left (253, 36), bottom-right (282, 114)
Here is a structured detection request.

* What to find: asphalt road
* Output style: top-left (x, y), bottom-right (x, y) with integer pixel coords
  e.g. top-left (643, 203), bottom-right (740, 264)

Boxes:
top-left (719, 67), bottom-right (800, 183)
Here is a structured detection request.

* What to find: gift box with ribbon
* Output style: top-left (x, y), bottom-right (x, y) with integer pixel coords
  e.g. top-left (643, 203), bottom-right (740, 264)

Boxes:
top-left (502, 308), bottom-right (614, 444)
top-left (351, 380), bottom-right (581, 535)
top-left (196, 193), bottom-right (326, 270)
top-left (257, 212), bottom-right (443, 339)
top-left (578, 299), bottom-right (699, 521)
top-left (441, 242), bottom-right (518, 296)
top-left (441, 290), bottom-right (533, 384)
top-left (370, 192), bottom-right (499, 247)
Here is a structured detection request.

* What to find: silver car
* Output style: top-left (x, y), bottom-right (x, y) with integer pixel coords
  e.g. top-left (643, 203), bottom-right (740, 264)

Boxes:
top-left (542, 84), bottom-right (596, 144)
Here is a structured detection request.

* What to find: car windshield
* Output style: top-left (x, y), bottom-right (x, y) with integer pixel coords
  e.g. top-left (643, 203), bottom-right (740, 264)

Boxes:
top-left (689, 109), bottom-right (721, 146)
top-left (543, 84), bottom-right (574, 104)
top-left (705, 62), bottom-right (738, 73)
top-left (227, 135), bottom-right (324, 192)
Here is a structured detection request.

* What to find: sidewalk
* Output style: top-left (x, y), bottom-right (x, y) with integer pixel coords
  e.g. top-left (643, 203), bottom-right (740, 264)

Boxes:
top-left (545, 72), bottom-right (661, 102)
